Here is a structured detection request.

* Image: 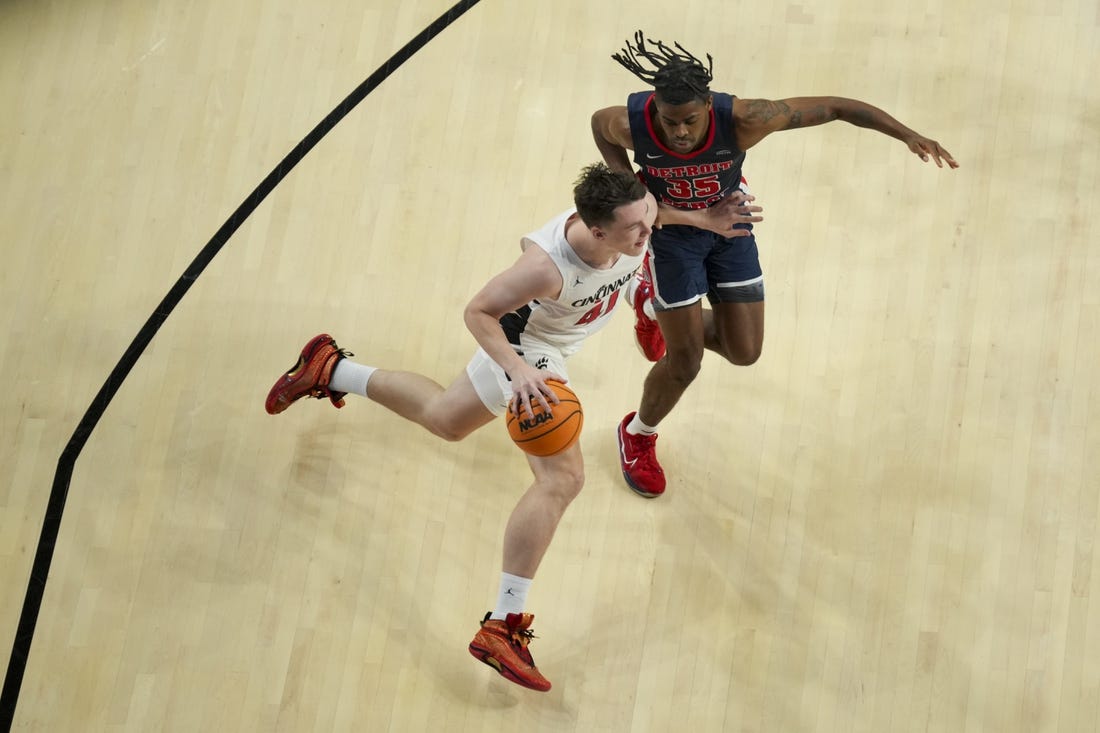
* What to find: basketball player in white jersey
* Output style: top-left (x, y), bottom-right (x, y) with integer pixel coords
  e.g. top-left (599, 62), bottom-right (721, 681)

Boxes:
top-left (264, 163), bottom-right (660, 692)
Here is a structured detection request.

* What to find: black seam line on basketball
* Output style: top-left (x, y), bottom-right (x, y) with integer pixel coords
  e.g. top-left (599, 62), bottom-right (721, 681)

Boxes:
top-left (0, 1), bottom-right (484, 726)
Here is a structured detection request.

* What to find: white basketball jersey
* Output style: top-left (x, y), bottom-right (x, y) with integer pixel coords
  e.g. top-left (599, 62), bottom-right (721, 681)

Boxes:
top-left (500, 208), bottom-right (644, 358)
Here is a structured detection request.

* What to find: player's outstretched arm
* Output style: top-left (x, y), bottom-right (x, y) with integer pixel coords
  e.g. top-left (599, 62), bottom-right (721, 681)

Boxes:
top-left (734, 96), bottom-right (959, 168)
top-left (656, 191), bottom-right (763, 236)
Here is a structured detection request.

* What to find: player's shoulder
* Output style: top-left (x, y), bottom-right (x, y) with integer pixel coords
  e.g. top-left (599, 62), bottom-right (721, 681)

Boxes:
top-left (592, 104), bottom-right (632, 143)
top-left (730, 95), bottom-right (763, 115)
top-left (513, 237), bottom-right (566, 297)
top-left (593, 103), bottom-right (629, 122)
top-left (521, 213), bottom-right (571, 266)
top-left (731, 96), bottom-right (792, 128)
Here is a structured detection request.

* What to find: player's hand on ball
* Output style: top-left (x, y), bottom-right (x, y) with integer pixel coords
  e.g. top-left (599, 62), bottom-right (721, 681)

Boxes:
top-left (506, 380), bottom-right (583, 457)
top-left (509, 364), bottom-right (564, 419)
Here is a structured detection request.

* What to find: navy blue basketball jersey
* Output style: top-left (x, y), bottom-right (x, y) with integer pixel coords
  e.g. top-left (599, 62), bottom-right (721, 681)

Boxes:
top-left (627, 91), bottom-right (747, 210)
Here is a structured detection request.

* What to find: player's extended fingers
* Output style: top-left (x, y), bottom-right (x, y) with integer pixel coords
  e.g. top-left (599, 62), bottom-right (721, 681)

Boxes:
top-left (928, 144), bottom-right (958, 169)
top-left (726, 212), bottom-right (764, 237)
top-left (510, 385), bottom-right (538, 419)
top-left (541, 375), bottom-right (567, 404)
top-left (522, 382), bottom-right (554, 416)
top-left (509, 393), bottom-right (528, 418)
top-left (719, 198), bottom-right (763, 217)
top-left (913, 139), bottom-right (957, 169)
top-left (925, 144), bottom-right (945, 168)
top-left (936, 143), bottom-right (960, 169)
top-left (531, 392), bottom-right (553, 416)
top-left (717, 192), bottom-right (752, 209)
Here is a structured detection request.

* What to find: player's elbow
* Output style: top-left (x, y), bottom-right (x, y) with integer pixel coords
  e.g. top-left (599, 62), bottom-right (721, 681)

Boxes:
top-left (832, 97), bottom-right (872, 125)
top-left (590, 109), bottom-right (622, 146)
top-left (590, 112), bottom-right (609, 144)
top-left (462, 301), bottom-right (489, 332)
top-left (462, 306), bottom-right (487, 346)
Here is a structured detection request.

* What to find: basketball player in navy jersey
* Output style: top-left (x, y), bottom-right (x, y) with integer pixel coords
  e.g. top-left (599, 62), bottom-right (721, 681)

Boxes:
top-left (265, 164), bottom-right (659, 692)
top-left (591, 31), bottom-right (958, 498)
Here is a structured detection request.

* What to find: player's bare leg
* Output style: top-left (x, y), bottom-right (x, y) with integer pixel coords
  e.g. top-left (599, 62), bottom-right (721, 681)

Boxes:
top-left (502, 443), bottom-right (586, 577)
top-left (615, 304), bottom-right (703, 497)
top-left (365, 370), bottom-right (495, 441)
top-left (637, 303), bottom-right (707, 426)
top-left (468, 441), bottom-right (583, 693)
top-left (705, 300), bottom-right (764, 365)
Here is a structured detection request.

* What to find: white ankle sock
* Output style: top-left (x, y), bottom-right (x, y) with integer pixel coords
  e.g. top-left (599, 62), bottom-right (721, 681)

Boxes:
top-left (490, 572), bottom-right (532, 620)
top-left (627, 413), bottom-right (658, 436)
top-left (329, 359), bottom-right (376, 397)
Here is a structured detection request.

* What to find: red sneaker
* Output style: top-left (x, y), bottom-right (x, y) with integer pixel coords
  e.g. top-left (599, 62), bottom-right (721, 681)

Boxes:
top-left (264, 334), bottom-right (351, 415)
top-left (629, 254), bottom-right (665, 362)
top-left (468, 612), bottom-right (552, 692)
top-left (616, 412), bottom-right (666, 497)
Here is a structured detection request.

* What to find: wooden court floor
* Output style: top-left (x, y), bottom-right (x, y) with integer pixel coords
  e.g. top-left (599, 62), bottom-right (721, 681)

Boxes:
top-left (2, 0), bottom-right (1099, 730)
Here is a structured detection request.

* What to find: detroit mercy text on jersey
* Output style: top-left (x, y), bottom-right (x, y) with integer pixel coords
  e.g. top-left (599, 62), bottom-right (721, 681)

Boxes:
top-left (627, 91), bottom-right (747, 210)
top-left (499, 209), bottom-right (644, 358)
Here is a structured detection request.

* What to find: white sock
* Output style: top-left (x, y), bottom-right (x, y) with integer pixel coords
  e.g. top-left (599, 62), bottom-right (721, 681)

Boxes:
top-left (490, 572), bottom-right (532, 620)
top-left (627, 413), bottom-right (658, 436)
top-left (329, 359), bottom-right (377, 397)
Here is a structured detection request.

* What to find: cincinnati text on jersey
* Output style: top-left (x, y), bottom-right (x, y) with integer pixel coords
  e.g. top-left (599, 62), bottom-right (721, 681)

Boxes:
top-left (570, 271), bottom-right (635, 308)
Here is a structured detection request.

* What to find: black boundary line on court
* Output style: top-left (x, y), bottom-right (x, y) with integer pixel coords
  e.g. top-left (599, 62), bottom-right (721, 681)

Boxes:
top-left (0, 1), bottom-right (483, 727)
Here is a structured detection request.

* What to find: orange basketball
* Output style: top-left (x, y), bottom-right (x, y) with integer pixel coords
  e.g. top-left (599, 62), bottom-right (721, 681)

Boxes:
top-left (505, 380), bottom-right (584, 457)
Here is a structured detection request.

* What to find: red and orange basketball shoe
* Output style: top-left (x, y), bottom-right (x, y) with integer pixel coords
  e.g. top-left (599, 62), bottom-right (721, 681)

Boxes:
top-left (264, 334), bottom-right (351, 415)
top-left (616, 412), bottom-right (666, 497)
top-left (468, 612), bottom-right (552, 692)
top-left (628, 253), bottom-right (665, 362)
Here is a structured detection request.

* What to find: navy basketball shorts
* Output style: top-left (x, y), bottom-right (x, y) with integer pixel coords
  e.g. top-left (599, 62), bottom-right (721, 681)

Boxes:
top-left (648, 223), bottom-right (765, 312)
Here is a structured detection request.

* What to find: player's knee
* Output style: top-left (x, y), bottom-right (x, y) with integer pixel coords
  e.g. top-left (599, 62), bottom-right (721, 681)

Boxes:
top-left (664, 347), bottom-right (704, 386)
top-left (557, 466), bottom-right (586, 503)
top-left (726, 344), bottom-right (762, 366)
top-left (542, 464), bottom-right (585, 506)
top-left (432, 425), bottom-right (469, 442)
top-left (425, 411), bottom-right (473, 442)
top-left (718, 334), bottom-right (762, 366)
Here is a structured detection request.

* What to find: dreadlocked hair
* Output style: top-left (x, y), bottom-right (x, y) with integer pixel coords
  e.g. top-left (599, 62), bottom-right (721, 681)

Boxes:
top-left (611, 30), bottom-right (714, 105)
top-left (573, 163), bottom-right (647, 229)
